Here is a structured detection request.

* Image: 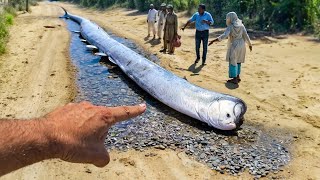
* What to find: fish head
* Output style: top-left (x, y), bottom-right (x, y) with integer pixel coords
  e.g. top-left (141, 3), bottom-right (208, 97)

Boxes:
top-left (206, 97), bottom-right (246, 130)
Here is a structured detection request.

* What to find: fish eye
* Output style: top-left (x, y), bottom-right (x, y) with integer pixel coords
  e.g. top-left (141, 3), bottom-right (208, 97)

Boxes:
top-left (226, 113), bottom-right (230, 118)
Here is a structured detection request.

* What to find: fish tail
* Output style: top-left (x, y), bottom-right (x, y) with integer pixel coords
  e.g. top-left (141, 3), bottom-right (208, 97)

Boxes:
top-left (59, 6), bottom-right (69, 18)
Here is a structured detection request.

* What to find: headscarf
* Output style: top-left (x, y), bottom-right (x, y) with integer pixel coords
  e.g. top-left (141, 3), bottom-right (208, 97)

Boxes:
top-left (167, 4), bottom-right (173, 10)
top-left (226, 12), bottom-right (243, 38)
top-left (167, 4), bottom-right (174, 14)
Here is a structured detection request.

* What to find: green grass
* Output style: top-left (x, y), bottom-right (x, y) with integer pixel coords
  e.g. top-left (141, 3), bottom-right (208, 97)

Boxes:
top-left (0, 7), bottom-right (16, 55)
top-left (5, 14), bottom-right (14, 25)
top-left (0, 15), bottom-right (9, 54)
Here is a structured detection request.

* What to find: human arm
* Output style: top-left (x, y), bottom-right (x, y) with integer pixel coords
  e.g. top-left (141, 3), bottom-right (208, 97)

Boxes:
top-left (147, 10), bottom-right (150, 22)
top-left (0, 101), bottom-right (146, 176)
top-left (154, 10), bottom-right (157, 22)
top-left (208, 26), bottom-right (231, 46)
top-left (181, 20), bottom-right (190, 31)
top-left (208, 38), bottom-right (219, 46)
top-left (242, 26), bottom-right (253, 51)
top-left (202, 13), bottom-right (214, 25)
top-left (181, 13), bottom-right (196, 31)
top-left (174, 15), bottom-right (178, 37)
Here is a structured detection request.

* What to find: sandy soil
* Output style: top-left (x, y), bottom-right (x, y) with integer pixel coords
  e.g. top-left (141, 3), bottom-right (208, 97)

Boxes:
top-left (1, 2), bottom-right (319, 179)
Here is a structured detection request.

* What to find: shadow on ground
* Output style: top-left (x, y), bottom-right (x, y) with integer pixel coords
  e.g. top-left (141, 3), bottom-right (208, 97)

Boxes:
top-left (225, 81), bottom-right (239, 89)
top-left (144, 36), bottom-right (161, 47)
top-left (188, 63), bottom-right (204, 73)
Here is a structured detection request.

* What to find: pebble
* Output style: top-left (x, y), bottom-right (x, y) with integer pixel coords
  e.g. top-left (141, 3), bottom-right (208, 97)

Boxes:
top-left (200, 153), bottom-right (206, 159)
top-left (155, 145), bottom-right (166, 150)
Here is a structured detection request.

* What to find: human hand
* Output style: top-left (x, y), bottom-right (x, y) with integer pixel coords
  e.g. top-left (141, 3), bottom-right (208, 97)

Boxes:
top-left (208, 39), bottom-right (217, 46)
top-left (249, 45), bottom-right (252, 52)
top-left (202, 20), bottom-right (209, 24)
top-left (44, 101), bottom-right (146, 167)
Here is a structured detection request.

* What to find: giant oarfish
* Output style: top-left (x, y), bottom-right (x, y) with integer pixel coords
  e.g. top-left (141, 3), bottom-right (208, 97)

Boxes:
top-left (61, 8), bottom-right (247, 130)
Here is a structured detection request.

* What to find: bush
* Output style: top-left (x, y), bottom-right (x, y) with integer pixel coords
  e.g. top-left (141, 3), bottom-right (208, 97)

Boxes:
top-left (62, 0), bottom-right (320, 35)
top-left (3, 6), bottom-right (17, 16)
top-left (187, 0), bottom-right (199, 14)
top-left (0, 15), bottom-right (9, 54)
top-left (315, 19), bottom-right (320, 38)
top-left (0, 5), bottom-right (16, 55)
top-left (5, 14), bottom-right (14, 25)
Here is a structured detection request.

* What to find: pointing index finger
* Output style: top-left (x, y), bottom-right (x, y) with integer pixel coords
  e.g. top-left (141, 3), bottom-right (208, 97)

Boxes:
top-left (108, 104), bottom-right (147, 124)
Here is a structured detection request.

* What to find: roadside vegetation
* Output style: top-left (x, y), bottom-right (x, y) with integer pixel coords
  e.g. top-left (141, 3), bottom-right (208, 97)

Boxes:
top-left (0, 6), bottom-right (16, 54)
top-left (63, 0), bottom-right (320, 37)
top-left (0, 0), bottom-right (40, 55)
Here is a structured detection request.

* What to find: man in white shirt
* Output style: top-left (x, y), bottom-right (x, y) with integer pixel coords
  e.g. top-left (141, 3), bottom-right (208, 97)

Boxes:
top-left (147, 4), bottom-right (157, 39)
top-left (157, 3), bottom-right (167, 40)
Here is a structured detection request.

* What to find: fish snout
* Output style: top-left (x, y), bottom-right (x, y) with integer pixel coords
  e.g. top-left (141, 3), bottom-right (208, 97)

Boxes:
top-left (234, 101), bottom-right (246, 128)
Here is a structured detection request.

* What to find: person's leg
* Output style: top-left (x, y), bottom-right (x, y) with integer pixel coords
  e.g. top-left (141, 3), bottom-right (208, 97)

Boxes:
top-left (228, 63), bottom-right (238, 84)
top-left (195, 31), bottom-right (201, 63)
top-left (152, 22), bottom-right (156, 38)
top-left (160, 40), bottom-right (167, 52)
top-left (202, 30), bottom-right (209, 65)
top-left (157, 24), bottom-right (162, 39)
top-left (148, 22), bottom-right (151, 36)
top-left (237, 63), bottom-right (241, 81)
top-left (168, 41), bottom-right (172, 53)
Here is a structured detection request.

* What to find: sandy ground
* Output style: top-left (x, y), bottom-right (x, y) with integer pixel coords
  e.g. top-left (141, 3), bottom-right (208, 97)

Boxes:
top-left (1, 2), bottom-right (320, 180)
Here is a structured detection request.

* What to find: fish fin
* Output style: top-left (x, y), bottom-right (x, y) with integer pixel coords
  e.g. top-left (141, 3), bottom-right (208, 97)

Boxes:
top-left (183, 76), bottom-right (188, 81)
top-left (108, 56), bottom-right (117, 65)
top-left (95, 53), bottom-right (117, 65)
top-left (86, 45), bottom-right (98, 50)
top-left (94, 52), bottom-right (107, 56)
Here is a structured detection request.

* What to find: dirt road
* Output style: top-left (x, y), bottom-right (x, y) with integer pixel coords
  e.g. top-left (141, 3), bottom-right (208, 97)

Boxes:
top-left (0, 2), bottom-right (319, 180)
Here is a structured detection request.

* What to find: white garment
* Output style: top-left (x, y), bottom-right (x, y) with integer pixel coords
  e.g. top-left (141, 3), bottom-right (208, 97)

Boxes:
top-left (147, 9), bottom-right (157, 22)
top-left (148, 21), bottom-right (156, 35)
top-left (218, 12), bottom-right (252, 66)
top-left (157, 11), bottom-right (166, 38)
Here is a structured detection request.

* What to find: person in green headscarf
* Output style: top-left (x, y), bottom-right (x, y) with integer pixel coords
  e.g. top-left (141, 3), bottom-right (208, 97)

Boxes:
top-left (209, 12), bottom-right (253, 84)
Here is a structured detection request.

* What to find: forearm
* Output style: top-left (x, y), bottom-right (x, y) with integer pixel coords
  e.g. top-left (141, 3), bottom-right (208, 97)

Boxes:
top-left (183, 21), bottom-right (190, 29)
top-left (0, 118), bottom-right (56, 176)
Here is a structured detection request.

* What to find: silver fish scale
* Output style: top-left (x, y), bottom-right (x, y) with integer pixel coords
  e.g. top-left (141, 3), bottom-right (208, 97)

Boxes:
top-left (66, 13), bottom-right (246, 129)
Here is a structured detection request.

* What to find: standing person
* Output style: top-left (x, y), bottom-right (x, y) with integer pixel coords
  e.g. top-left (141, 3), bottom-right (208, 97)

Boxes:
top-left (160, 4), bottom-right (178, 54)
top-left (147, 4), bottom-right (157, 39)
top-left (181, 4), bottom-right (214, 65)
top-left (209, 12), bottom-right (253, 84)
top-left (157, 3), bottom-right (167, 40)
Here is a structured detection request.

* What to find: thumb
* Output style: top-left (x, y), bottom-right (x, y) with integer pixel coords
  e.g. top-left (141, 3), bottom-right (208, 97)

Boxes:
top-left (91, 145), bottom-right (110, 167)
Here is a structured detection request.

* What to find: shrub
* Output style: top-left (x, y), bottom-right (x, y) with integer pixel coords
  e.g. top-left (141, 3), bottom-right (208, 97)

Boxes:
top-left (0, 15), bottom-right (9, 54)
top-left (3, 6), bottom-right (17, 16)
top-left (5, 14), bottom-right (14, 25)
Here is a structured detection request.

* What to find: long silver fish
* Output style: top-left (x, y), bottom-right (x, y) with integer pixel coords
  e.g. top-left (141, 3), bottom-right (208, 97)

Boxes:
top-left (61, 8), bottom-right (247, 130)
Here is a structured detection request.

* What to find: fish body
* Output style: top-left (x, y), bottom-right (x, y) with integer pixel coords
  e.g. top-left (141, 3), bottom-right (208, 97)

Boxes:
top-left (62, 8), bottom-right (247, 130)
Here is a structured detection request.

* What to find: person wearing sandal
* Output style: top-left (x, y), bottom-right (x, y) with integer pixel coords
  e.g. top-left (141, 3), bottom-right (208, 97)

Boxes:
top-left (209, 12), bottom-right (252, 84)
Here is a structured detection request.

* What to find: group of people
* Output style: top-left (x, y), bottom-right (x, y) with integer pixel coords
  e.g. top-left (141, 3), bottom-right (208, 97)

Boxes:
top-left (147, 3), bottom-right (253, 84)
top-left (147, 3), bottom-right (178, 54)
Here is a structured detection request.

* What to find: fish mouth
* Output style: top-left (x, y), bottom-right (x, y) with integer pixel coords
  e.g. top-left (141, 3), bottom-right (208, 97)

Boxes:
top-left (233, 100), bottom-right (247, 128)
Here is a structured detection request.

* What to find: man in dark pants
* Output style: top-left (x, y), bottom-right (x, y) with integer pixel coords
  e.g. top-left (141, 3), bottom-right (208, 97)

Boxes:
top-left (181, 4), bottom-right (214, 65)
